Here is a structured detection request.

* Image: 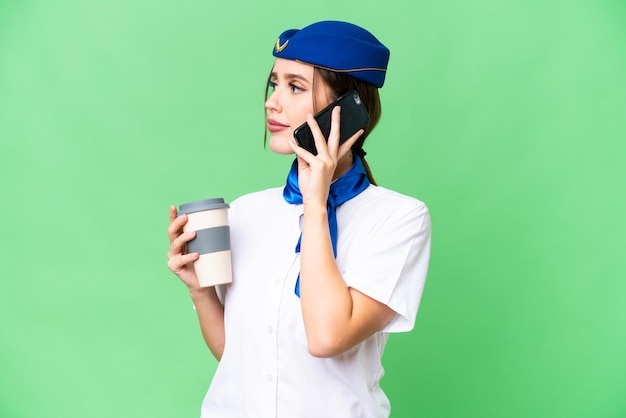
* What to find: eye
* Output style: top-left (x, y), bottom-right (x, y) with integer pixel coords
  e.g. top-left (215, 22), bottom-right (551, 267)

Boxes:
top-left (267, 80), bottom-right (277, 91)
top-left (289, 83), bottom-right (305, 93)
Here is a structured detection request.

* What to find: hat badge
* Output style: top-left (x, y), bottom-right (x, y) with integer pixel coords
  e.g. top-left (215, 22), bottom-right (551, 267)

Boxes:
top-left (274, 38), bottom-right (289, 53)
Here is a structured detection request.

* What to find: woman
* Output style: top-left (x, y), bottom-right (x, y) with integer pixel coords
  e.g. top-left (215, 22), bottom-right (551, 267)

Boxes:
top-left (167, 20), bottom-right (431, 418)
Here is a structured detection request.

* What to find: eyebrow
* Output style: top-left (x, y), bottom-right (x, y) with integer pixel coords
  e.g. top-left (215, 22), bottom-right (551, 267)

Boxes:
top-left (270, 72), bottom-right (311, 85)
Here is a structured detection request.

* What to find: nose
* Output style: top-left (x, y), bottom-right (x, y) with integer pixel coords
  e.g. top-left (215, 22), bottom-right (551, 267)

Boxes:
top-left (265, 90), bottom-right (282, 113)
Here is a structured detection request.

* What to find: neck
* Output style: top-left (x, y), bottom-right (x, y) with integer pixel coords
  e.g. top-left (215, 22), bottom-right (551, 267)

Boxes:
top-left (332, 152), bottom-right (354, 181)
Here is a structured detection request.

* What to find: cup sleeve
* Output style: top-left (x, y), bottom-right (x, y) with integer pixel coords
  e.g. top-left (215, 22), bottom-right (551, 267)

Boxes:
top-left (341, 201), bottom-right (431, 333)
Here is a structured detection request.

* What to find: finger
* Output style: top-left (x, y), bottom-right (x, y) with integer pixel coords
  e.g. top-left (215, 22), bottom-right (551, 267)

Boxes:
top-left (288, 136), bottom-right (317, 165)
top-left (306, 112), bottom-right (331, 158)
top-left (170, 230), bottom-right (196, 255)
top-left (326, 106), bottom-right (342, 157)
top-left (167, 252), bottom-right (199, 273)
top-left (167, 212), bottom-right (188, 243)
top-left (169, 205), bottom-right (177, 223)
top-left (338, 129), bottom-right (364, 160)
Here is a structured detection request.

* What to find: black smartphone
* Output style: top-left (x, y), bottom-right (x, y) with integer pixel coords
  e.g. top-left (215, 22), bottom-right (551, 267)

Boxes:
top-left (293, 90), bottom-right (370, 155)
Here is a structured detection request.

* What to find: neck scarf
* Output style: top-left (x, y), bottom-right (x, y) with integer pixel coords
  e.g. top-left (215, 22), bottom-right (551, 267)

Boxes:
top-left (283, 156), bottom-right (370, 296)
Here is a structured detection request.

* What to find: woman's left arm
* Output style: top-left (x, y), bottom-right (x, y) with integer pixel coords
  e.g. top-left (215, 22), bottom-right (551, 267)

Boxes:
top-left (289, 107), bottom-right (397, 358)
top-left (299, 202), bottom-right (396, 357)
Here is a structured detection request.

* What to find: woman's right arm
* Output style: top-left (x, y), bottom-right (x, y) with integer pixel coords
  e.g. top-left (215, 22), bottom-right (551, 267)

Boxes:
top-left (167, 205), bottom-right (226, 360)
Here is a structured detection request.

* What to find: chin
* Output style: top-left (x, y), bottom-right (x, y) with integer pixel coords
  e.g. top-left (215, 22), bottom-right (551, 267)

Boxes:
top-left (269, 135), bottom-right (295, 155)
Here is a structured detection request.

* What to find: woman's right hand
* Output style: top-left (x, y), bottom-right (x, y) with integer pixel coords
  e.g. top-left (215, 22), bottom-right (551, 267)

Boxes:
top-left (167, 206), bottom-right (226, 360)
top-left (166, 205), bottom-right (201, 289)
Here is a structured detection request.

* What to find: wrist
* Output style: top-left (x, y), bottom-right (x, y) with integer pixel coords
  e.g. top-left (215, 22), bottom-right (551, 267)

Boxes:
top-left (189, 286), bottom-right (217, 303)
top-left (303, 200), bottom-right (327, 216)
top-left (302, 203), bottom-right (329, 233)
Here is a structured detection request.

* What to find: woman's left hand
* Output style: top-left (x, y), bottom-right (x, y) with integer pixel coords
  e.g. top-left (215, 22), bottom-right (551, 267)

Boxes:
top-left (288, 106), bottom-right (363, 207)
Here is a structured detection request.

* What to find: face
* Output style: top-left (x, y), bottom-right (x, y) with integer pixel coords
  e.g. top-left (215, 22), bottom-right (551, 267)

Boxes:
top-left (265, 58), bottom-right (332, 154)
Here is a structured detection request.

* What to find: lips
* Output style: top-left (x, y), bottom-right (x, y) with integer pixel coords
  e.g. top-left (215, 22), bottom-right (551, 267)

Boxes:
top-left (267, 118), bottom-right (289, 133)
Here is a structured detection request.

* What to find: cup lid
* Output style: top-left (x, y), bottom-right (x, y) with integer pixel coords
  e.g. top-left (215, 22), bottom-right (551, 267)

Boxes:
top-left (178, 198), bottom-right (229, 215)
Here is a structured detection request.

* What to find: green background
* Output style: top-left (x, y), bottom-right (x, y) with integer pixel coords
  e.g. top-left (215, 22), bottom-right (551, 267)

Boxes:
top-left (1, 0), bottom-right (625, 417)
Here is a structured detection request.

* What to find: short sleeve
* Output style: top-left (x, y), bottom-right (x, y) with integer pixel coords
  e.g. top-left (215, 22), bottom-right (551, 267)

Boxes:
top-left (341, 198), bottom-right (431, 333)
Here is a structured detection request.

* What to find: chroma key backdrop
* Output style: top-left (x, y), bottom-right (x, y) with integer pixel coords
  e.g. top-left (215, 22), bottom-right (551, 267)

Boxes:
top-left (1, 0), bottom-right (625, 417)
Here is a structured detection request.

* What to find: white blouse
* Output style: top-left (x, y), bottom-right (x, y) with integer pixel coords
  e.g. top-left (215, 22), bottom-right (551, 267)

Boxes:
top-left (200, 184), bottom-right (431, 418)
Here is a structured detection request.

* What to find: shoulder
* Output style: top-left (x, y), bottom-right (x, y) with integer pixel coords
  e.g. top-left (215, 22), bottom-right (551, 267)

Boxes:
top-left (230, 187), bottom-right (285, 210)
top-left (359, 185), bottom-right (427, 210)
top-left (337, 185), bottom-right (430, 250)
top-left (228, 187), bottom-right (294, 226)
top-left (345, 185), bottom-right (429, 227)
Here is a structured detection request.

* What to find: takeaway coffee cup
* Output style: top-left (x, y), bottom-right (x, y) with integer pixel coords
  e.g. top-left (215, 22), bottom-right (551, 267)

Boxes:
top-left (178, 198), bottom-right (232, 287)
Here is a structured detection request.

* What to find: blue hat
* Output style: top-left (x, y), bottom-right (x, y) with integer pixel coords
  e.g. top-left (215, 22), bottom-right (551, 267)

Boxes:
top-left (272, 21), bottom-right (390, 88)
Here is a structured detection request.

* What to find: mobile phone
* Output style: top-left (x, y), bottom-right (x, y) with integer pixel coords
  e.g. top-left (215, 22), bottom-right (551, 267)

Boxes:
top-left (293, 90), bottom-right (370, 155)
